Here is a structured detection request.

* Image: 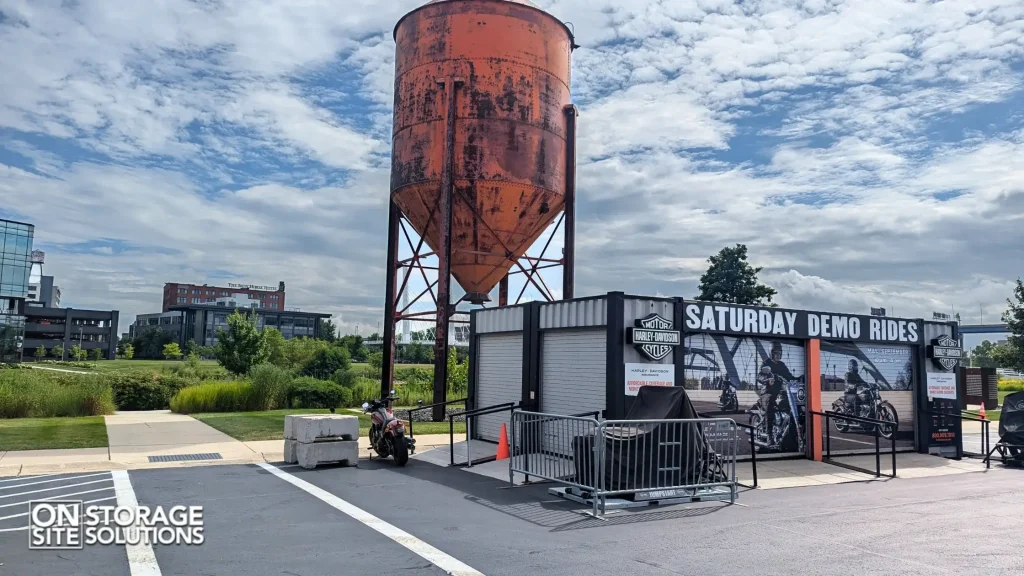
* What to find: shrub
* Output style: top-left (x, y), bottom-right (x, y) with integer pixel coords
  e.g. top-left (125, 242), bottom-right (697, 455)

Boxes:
top-left (332, 368), bottom-right (356, 389)
top-left (51, 344), bottom-right (64, 359)
top-left (302, 347), bottom-right (351, 379)
top-left (89, 348), bottom-right (104, 361)
top-left (350, 377), bottom-right (382, 407)
top-left (287, 377), bottom-right (349, 409)
top-left (109, 371), bottom-right (199, 411)
top-left (248, 363), bottom-right (292, 410)
top-left (113, 377), bottom-right (168, 411)
top-left (164, 356), bottom-right (230, 381)
top-left (170, 381), bottom-right (252, 414)
top-left (367, 352), bottom-right (383, 376)
top-left (999, 379), bottom-right (1024, 392)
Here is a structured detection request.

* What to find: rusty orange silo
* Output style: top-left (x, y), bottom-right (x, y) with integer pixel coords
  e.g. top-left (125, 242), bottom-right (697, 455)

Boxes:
top-left (390, 0), bottom-right (577, 305)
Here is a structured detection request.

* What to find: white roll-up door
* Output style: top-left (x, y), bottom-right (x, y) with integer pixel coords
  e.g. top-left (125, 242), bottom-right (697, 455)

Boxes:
top-left (474, 333), bottom-right (523, 442)
top-left (539, 330), bottom-right (607, 457)
top-left (540, 329), bottom-right (607, 417)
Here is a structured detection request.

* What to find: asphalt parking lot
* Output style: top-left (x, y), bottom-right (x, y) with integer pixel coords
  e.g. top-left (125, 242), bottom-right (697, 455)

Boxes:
top-left (1, 455), bottom-right (1022, 576)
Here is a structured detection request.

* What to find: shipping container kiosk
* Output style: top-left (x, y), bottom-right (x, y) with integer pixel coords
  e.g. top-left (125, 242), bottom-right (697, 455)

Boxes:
top-left (468, 292), bottom-right (964, 461)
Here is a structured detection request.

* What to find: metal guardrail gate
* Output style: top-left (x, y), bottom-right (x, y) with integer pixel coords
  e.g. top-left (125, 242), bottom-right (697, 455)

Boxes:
top-left (510, 411), bottom-right (738, 516)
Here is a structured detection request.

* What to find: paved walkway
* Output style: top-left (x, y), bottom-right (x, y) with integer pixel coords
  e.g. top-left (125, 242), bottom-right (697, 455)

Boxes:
top-left (24, 364), bottom-right (92, 374)
top-left (0, 409), bottom-right (462, 477)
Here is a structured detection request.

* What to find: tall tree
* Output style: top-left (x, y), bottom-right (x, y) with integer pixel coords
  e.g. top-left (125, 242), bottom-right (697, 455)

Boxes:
top-left (317, 318), bottom-right (338, 342)
top-left (1001, 278), bottom-right (1024, 372)
top-left (132, 327), bottom-right (175, 359)
top-left (263, 327), bottom-right (287, 366)
top-left (970, 340), bottom-right (1000, 368)
top-left (215, 310), bottom-right (269, 375)
top-left (697, 244), bottom-right (777, 305)
top-left (163, 342), bottom-right (183, 360)
top-left (336, 334), bottom-right (367, 362)
top-left (116, 335), bottom-right (131, 358)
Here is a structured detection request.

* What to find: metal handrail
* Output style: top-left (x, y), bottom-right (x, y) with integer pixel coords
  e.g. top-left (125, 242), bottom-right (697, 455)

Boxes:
top-left (447, 402), bottom-right (520, 467)
top-left (811, 410), bottom-right (897, 479)
top-left (404, 397), bottom-right (467, 438)
top-left (922, 409), bottom-right (991, 467)
top-left (734, 422), bottom-right (758, 488)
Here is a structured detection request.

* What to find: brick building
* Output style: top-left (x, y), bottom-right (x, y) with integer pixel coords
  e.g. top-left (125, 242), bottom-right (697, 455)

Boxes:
top-left (162, 281), bottom-right (286, 312)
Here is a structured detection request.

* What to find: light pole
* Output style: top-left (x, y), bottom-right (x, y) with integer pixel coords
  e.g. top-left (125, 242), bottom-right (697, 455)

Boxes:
top-left (78, 327), bottom-right (83, 360)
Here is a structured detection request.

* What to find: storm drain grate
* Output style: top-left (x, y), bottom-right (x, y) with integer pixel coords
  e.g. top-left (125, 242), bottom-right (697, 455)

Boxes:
top-left (148, 453), bottom-right (223, 463)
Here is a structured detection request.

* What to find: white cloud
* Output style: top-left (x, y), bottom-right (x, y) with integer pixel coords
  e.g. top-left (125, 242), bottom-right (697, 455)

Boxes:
top-left (1, 0), bottom-right (1023, 335)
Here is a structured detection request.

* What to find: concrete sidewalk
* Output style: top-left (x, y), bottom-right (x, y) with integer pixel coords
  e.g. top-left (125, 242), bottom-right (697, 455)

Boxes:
top-left (246, 433), bottom-right (460, 461)
top-left (0, 411), bottom-right (265, 477)
top-left (0, 409), bottom-right (462, 477)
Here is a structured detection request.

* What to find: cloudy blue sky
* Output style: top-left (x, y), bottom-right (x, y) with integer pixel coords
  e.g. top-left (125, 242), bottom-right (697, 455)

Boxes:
top-left (1, 0), bottom-right (1022, 340)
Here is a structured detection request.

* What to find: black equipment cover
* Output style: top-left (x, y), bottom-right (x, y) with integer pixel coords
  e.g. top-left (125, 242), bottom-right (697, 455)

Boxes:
top-left (998, 391), bottom-right (1024, 449)
top-left (587, 386), bottom-right (728, 495)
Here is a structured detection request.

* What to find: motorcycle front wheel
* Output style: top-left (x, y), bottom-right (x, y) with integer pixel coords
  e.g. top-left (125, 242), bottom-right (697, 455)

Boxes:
top-left (392, 433), bottom-right (410, 467)
top-left (876, 403), bottom-right (898, 439)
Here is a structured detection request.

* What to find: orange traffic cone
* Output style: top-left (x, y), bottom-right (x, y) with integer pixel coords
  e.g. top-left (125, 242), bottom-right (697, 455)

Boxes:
top-left (978, 403), bottom-right (987, 420)
top-left (496, 423), bottom-right (510, 461)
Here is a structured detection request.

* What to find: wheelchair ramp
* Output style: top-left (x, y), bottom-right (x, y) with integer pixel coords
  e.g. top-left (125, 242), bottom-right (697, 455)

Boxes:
top-left (411, 440), bottom-right (497, 467)
top-left (738, 453), bottom-right (989, 489)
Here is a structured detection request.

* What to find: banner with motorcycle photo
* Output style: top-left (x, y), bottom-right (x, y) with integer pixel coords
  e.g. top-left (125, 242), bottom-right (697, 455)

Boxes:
top-left (683, 334), bottom-right (807, 458)
top-left (820, 341), bottom-right (916, 453)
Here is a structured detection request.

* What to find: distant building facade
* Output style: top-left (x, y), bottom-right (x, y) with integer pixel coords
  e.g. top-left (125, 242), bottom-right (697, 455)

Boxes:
top-left (162, 281), bottom-right (286, 312)
top-left (27, 275), bottom-right (61, 308)
top-left (128, 311), bottom-right (184, 342)
top-left (136, 305), bottom-right (332, 348)
top-left (23, 307), bottom-right (119, 360)
top-left (0, 219), bottom-right (33, 362)
top-left (26, 250), bottom-right (61, 308)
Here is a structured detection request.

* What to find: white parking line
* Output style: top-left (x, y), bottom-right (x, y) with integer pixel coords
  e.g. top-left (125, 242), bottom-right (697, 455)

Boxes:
top-left (112, 470), bottom-right (162, 576)
top-left (0, 495), bottom-right (118, 523)
top-left (0, 487), bottom-right (116, 509)
top-left (258, 463), bottom-right (484, 576)
top-left (0, 478), bottom-right (112, 500)
top-left (0, 472), bottom-right (110, 490)
top-left (0, 474), bottom-right (59, 484)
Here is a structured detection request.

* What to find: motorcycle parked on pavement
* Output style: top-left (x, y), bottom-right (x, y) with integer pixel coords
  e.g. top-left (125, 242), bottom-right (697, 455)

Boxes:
top-left (362, 390), bottom-right (414, 466)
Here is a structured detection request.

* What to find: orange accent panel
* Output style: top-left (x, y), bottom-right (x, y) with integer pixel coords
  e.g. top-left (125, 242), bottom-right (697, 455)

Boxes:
top-left (807, 339), bottom-right (822, 461)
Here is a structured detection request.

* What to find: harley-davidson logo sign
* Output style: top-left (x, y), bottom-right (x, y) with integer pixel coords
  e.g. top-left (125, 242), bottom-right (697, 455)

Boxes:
top-left (626, 314), bottom-right (681, 361)
top-left (928, 335), bottom-right (963, 371)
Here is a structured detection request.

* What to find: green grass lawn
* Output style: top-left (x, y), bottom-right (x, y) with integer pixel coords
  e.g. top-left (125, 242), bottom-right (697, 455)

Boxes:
top-left (352, 362), bottom-right (435, 370)
top-left (89, 359), bottom-right (220, 373)
top-left (192, 409), bottom-right (465, 441)
top-left (0, 417), bottom-right (109, 451)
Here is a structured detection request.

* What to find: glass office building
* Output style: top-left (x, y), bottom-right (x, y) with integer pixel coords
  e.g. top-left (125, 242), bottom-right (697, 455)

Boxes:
top-left (1, 219), bottom-right (33, 362)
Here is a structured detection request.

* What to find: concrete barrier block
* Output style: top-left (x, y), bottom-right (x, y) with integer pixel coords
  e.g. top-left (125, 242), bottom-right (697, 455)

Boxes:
top-left (317, 415), bottom-right (359, 441)
top-left (283, 415), bottom-right (309, 440)
top-left (292, 415), bottom-right (359, 443)
top-left (283, 439), bottom-right (298, 464)
top-left (296, 440), bottom-right (358, 470)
